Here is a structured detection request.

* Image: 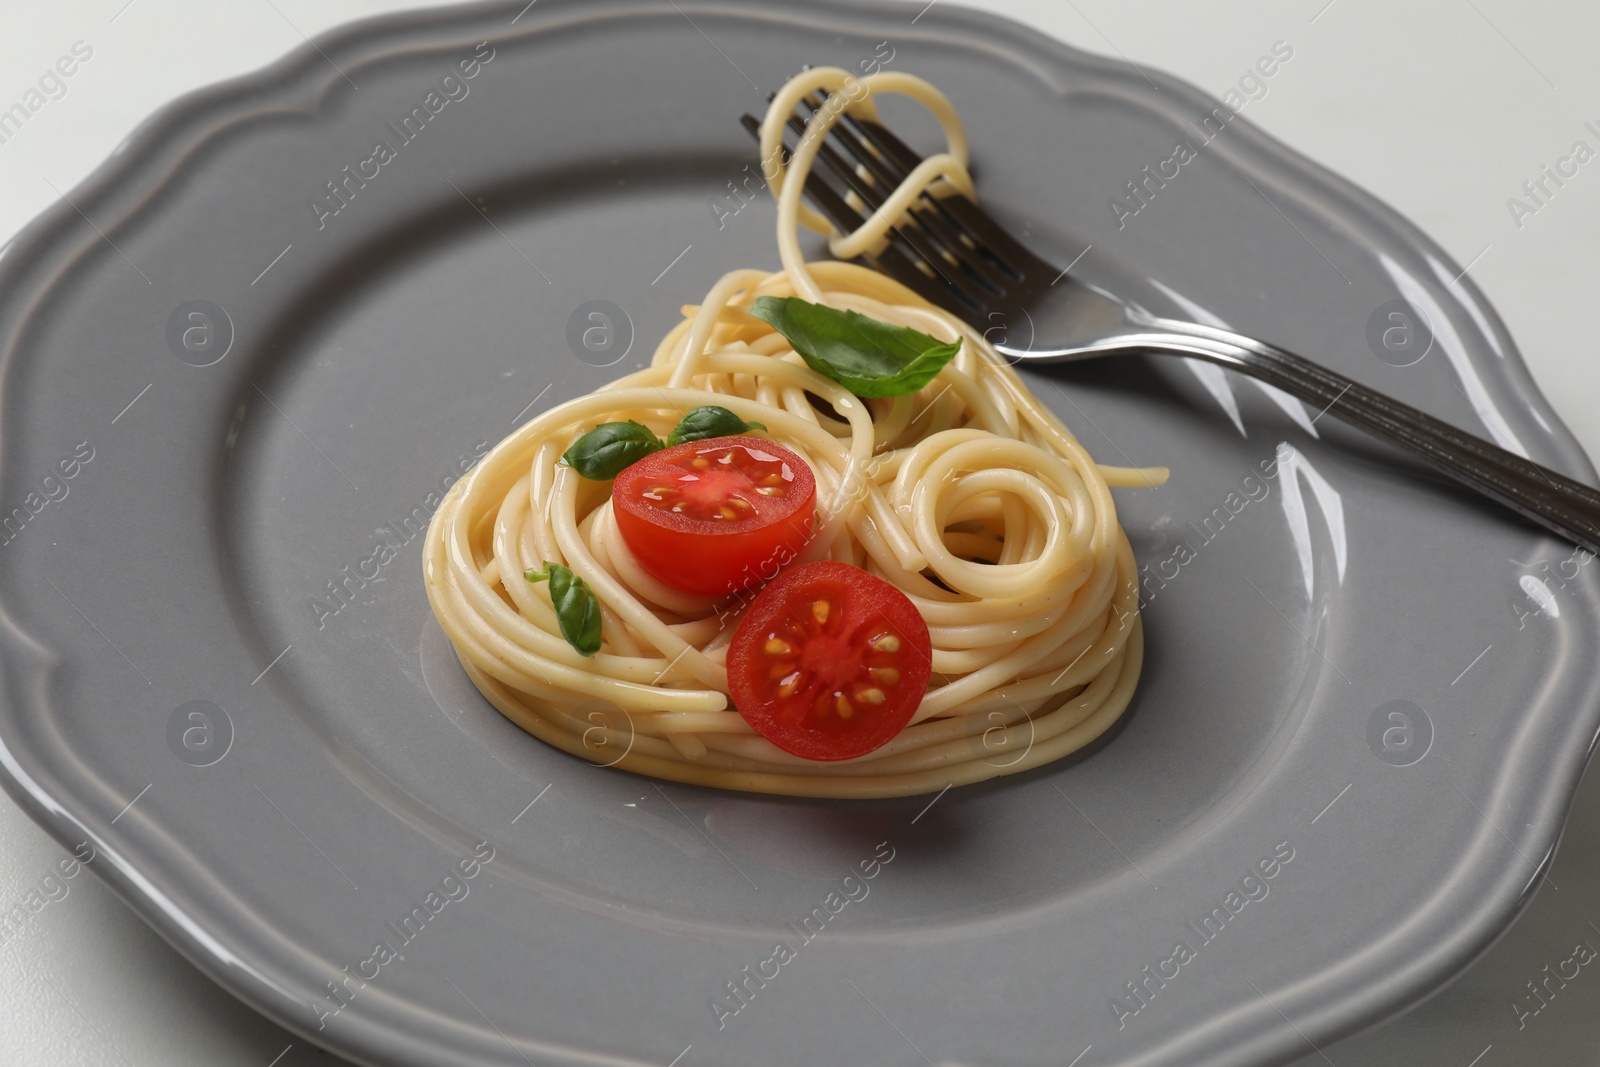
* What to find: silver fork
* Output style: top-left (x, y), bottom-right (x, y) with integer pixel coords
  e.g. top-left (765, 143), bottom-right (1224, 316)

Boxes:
top-left (740, 101), bottom-right (1600, 554)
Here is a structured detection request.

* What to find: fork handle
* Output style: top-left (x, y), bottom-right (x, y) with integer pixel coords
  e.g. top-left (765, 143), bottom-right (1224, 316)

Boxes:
top-left (1130, 317), bottom-right (1600, 555)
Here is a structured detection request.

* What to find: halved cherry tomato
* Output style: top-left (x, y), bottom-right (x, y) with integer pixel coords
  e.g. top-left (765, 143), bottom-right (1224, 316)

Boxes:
top-left (613, 436), bottom-right (815, 597)
top-left (728, 561), bottom-right (932, 761)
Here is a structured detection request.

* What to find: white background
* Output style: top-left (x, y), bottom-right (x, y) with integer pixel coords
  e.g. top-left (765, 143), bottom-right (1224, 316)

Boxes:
top-left (1, 1), bottom-right (1598, 1065)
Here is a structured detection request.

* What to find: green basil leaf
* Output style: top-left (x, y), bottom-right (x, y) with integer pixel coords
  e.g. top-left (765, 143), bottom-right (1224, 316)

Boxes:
top-left (561, 420), bottom-right (664, 480)
top-left (666, 405), bottom-right (767, 447)
top-left (748, 295), bottom-right (962, 399)
top-left (524, 561), bottom-right (602, 656)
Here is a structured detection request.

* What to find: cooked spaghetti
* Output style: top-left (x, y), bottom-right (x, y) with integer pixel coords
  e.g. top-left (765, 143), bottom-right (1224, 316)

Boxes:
top-left (423, 67), bottom-right (1164, 798)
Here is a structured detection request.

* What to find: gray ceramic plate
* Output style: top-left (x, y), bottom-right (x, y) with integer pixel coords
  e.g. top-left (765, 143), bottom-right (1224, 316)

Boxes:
top-left (2, 2), bottom-right (1597, 1065)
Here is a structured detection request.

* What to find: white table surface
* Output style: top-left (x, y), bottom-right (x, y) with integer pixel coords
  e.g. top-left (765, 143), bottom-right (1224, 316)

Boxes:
top-left (2, 1), bottom-right (1598, 1065)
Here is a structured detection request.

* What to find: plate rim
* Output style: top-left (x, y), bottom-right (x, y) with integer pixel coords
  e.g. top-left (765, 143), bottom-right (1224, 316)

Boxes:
top-left (0, 2), bottom-right (1595, 1066)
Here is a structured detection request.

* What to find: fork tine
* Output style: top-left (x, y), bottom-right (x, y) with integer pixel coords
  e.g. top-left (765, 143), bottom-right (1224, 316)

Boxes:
top-left (739, 114), bottom-right (972, 318)
top-left (840, 112), bottom-right (1059, 281)
top-left (764, 109), bottom-right (993, 318)
top-left (740, 113), bottom-right (866, 240)
top-left (792, 123), bottom-right (1002, 313)
top-left (748, 106), bottom-right (985, 319)
top-left (800, 97), bottom-right (1017, 297)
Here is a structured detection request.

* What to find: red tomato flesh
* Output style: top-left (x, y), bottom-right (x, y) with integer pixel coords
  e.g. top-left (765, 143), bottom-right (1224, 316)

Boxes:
top-left (613, 436), bottom-right (816, 597)
top-left (728, 561), bottom-right (932, 761)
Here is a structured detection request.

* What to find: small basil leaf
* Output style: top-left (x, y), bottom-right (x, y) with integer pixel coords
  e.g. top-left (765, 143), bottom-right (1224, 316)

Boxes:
top-left (561, 420), bottom-right (664, 480)
top-left (524, 561), bottom-right (602, 656)
top-left (666, 405), bottom-right (767, 447)
top-left (748, 295), bottom-right (962, 399)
